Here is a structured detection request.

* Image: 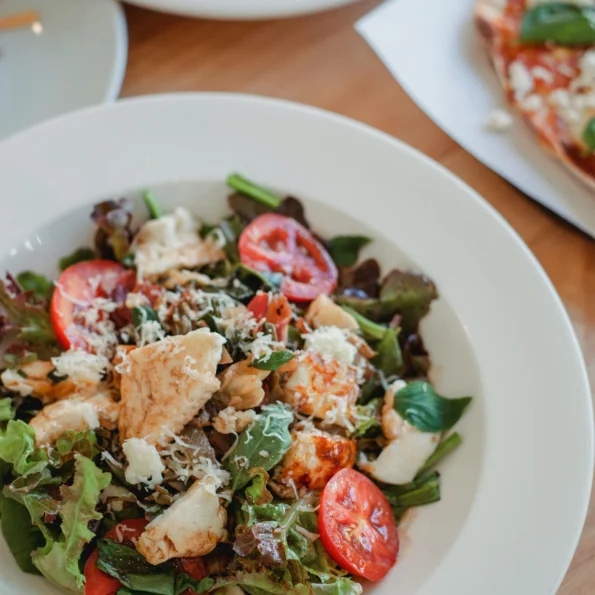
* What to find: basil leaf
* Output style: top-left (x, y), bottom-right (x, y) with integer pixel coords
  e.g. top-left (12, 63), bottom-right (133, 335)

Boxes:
top-left (583, 117), bottom-right (595, 152)
top-left (58, 247), bottom-right (96, 271)
top-left (520, 4), bottom-right (595, 45)
top-left (251, 351), bottom-right (295, 371)
top-left (328, 235), bottom-right (371, 267)
top-left (16, 272), bottom-right (54, 301)
top-left (225, 403), bottom-right (293, 492)
top-left (142, 191), bottom-right (162, 220)
top-left (132, 306), bottom-right (160, 331)
top-left (371, 328), bottom-right (404, 377)
top-left (394, 381), bottom-right (471, 433)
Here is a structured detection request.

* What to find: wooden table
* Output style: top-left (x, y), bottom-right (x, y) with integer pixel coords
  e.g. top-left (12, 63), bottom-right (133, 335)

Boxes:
top-left (120, 2), bottom-right (595, 591)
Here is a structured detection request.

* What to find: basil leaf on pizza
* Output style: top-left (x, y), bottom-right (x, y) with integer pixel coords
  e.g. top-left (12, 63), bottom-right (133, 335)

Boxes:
top-left (520, 4), bottom-right (595, 46)
top-left (583, 118), bottom-right (595, 152)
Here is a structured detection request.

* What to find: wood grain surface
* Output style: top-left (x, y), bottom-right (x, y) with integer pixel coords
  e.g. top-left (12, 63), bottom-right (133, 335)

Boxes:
top-left (120, 2), bottom-right (595, 591)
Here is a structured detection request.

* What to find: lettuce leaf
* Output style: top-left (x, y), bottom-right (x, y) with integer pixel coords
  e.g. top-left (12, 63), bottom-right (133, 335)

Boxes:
top-left (0, 494), bottom-right (45, 574)
top-left (0, 397), bottom-right (15, 421)
top-left (33, 456), bottom-right (111, 592)
top-left (0, 420), bottom-right (48, 477)
top-left (0, 278), bottom-right (57, 347)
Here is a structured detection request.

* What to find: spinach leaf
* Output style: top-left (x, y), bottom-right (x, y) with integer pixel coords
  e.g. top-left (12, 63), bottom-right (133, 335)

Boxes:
top-left (132, 306), bottom-right (160, 331)
top-left (583, 117), bottom-right (595, 152)
top-left (225, 404), bottom-right (293, 492)
top-left (227, 173), bottom-right (283, 210)
top-left (371, 328), bottom-right (404, 377)
top-left (393, 381), bottom-right (471, 433)
top-left (251, 351), bottom-right (295, 371)
top-left (0, 398), bottom-right (15, 421)
top-left (328, 236), bottom-right (371, 267)
top-left (174, 576), bottom-right (214, 595)
top-left (521, 4), bottom-right (595, 45)
top-left (219, 215), bottom-right (245, 262)
top-left (0, 494), bottom-right (45, 574)
top-left (59, 247), bottom-right (96, 271)
top-left (233, 264), bottom-right (283, 293)
top-left (16, 272), bottom-right (54, 301)
top-left (142, 191), bottom-right (162, 220)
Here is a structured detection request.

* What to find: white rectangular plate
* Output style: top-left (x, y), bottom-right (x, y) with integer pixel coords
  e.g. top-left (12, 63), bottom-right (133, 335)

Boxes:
top-left (357, 0), bottom-right (595, 238)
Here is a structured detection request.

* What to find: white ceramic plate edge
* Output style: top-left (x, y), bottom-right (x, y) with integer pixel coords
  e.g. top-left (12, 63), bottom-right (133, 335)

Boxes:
top-left (0, 94), bottom-right (592, 595)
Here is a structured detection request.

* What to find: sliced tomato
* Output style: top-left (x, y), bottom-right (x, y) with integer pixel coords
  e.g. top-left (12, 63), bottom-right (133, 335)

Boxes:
top-left (50, 260), bottom-right (135, 349)
top-left (318, 468), bottom-right (399, 582)
top-left (84, 519), bottom-right (149, 595)
top-left (238, 214), bottom-right (338, 302)
top-left (247, 292), bottom-right (293, 342)
top-left (84, 550), bottom-right (121, 595)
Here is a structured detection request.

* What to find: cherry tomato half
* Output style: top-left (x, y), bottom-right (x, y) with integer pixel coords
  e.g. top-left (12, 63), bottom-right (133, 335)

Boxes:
top-left (84, 519), bottom-right (149, 595)
top-left (247, 292), bottom-right (293, 342)
top-left (50, 260), bottom-right (135, 349)
top-left (238, 214), bottom-right (338, 302)
top-left (318, 468), bottom-right (399, 582)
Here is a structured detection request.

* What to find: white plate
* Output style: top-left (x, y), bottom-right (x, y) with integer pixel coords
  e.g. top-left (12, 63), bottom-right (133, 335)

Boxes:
top-left (124, 0), bottom-right (360, 20)
top-left (357, 0), bottom-right (595, 239)
top-left (0, 0), bottom-right (127, 140)
top-left (0, 94), bottom-right (592, 595)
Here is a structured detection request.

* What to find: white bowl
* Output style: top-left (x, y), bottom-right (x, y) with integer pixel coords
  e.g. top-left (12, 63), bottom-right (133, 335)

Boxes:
top-left (0, 94), bottom-right (592, 595)
top-left (124, 0), bottom-right (361, 20)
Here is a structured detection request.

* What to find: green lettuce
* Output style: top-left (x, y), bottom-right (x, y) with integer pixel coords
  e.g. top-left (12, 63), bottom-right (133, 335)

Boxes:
top-left (0, 420), bottom-right (48, 477)
top-left (33, 456), bottom-right (111, 592)
top-left (0, 398), bottom-right (15, 421)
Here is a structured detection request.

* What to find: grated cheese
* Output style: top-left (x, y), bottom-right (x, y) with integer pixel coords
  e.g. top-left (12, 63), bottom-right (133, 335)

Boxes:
top-left (484, 108), bottom-right (513, 131)
top-left (303, 326), bottom-right (357, 365)
top-left (51, 349), bottom-right (108, 384)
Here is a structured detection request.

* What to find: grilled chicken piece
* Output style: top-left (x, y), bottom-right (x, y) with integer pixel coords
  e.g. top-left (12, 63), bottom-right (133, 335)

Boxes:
top-left (359, 380), bottom-right (439, 485)
top-left (212, 406), bottom-right (257, 434)
top-left (29, 393), bottom-right (119, 446)
top-left (1, 349), bottom-right (106, 404)
top-left (277, 351), bottom-right (358, 430)
top-left (270, 426), bottom-right (356, 498)
top-left (118, 328), bottom-right (225, 445)
top-left (305, 294), bottom-right (358, 330)
top-left (137, 479), bottom-right (227, 565)
top-left (215, 359), bottom-right (270, 411)
top-left (133, 207), bottom-right (224, 277)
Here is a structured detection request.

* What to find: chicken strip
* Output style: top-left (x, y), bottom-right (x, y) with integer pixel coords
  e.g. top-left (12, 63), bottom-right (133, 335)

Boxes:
top-left (118, 328), bottom-right (225, 445)
top-left (29, 393), bottom-right (119, 447)
top-left (137, 479), bottom-right (227, 565)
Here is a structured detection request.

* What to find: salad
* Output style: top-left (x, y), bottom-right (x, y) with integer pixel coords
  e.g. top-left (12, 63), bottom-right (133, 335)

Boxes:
top-left (0, 174), bottom-right (472, 595)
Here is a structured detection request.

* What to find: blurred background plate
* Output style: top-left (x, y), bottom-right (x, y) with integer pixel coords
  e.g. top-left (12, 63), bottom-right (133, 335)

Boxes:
top-left (124, 0), bottom-right (361, 20)
top-left (0, 0), bottom-right (127, 139)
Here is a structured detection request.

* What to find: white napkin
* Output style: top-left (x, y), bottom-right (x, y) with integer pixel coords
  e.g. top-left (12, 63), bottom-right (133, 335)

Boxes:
top-left (356, 0), bottom-right (595, 238)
